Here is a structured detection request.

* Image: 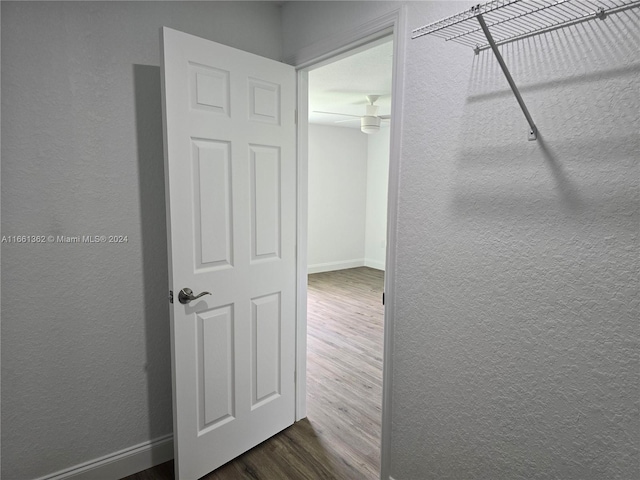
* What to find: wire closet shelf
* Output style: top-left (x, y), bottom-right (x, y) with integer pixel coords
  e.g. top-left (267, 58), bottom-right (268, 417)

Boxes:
top-left (412, 0), bottom-right (640, 53)
top-left (411, 0), bottom-right (640, 140)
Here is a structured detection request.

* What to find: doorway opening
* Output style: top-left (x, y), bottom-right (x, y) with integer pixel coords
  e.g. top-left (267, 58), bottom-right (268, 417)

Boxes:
top-left (303, 36), bottom-right (393, 478)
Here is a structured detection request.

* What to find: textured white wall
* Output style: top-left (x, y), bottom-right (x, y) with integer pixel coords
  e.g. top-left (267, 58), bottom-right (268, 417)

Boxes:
top-left (286, 1), bottom-right (640, 479)
top-left (308, 124), bottom-right (368, 272)
top-left (396, 2), bottom-right (639, 479)
top-left (365, 126), bottom-right (390, 270)
top-left (1, 2), bottom-right (283, 479)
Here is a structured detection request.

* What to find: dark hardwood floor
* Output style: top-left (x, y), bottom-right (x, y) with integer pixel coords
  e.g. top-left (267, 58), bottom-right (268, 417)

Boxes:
top-left (122, 267), bottom-right (384, 480)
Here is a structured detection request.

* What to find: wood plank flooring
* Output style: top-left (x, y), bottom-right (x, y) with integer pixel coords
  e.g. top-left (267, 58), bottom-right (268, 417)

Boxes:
top-left (122, 267), bottom-right (384, 480)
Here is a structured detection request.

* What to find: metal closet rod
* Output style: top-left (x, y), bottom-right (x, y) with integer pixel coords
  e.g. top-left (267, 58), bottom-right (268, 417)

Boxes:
top-left (475, 10), bottom-right (538, 140)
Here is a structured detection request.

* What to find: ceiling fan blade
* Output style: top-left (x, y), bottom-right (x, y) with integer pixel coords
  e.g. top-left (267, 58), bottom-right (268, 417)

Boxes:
top-left (379, 115), bottom-right (391, 120)
top-left (335, 118), bottom-right (361, 124)
top-left (312, 111), bottom-right (361, 118)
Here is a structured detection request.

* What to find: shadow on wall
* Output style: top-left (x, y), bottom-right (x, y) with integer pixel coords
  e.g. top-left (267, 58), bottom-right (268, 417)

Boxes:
top-left (465, 63), bottom-right (640, 103)
top-left (133, 64), bottom-right (173, 447)
top-left (450, 8), bottom-right (640, 222)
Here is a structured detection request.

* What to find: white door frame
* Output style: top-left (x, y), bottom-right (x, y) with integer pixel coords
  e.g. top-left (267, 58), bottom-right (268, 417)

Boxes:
top-left (291, 6), bottom-right (407, 480)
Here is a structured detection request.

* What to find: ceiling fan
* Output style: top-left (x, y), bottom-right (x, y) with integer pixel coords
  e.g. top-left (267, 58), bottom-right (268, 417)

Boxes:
top-left (314, 95), bottom-right (391, 134)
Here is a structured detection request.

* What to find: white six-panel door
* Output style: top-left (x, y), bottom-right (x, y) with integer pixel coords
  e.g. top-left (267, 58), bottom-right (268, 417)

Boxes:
top-left (161, 27), bottom-right (296, 479)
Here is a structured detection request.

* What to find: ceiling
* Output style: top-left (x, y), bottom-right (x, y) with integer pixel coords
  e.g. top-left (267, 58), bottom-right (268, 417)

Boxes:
top-left (308, 37), bottom-right (393, 129)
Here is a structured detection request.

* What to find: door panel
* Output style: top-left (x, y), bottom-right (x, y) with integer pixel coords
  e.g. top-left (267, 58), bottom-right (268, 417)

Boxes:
top-left (197, 306), bottom-right (235, 432)
top-left (250, 145), bottom-right (281, 260)
top-left (252, 292), bottom-right (281, 407)
top-left (161, 27), bottom-right (296, 479)
top-left (193, 139), bottom-right (233, 269)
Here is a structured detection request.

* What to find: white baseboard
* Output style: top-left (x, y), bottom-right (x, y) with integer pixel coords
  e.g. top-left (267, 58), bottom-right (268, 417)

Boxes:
top-left (34, 434), bottom-right (173, 480)
top-left (308, 259), bottom-right (365, 274)
top-left (364, 258), bottom-right (385, 271)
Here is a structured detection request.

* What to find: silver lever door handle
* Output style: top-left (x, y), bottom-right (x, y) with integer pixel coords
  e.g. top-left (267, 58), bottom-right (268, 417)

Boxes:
top-left (178, 287), bottom-right (211, 304)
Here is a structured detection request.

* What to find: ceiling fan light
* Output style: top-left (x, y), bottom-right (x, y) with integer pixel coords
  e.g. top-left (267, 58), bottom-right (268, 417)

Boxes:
top-left (361, 115), bottom-right (380, 134)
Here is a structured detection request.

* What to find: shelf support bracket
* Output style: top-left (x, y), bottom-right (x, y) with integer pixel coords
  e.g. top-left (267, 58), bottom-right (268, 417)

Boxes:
top-left (476, 12), bottom-right (538, 141)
